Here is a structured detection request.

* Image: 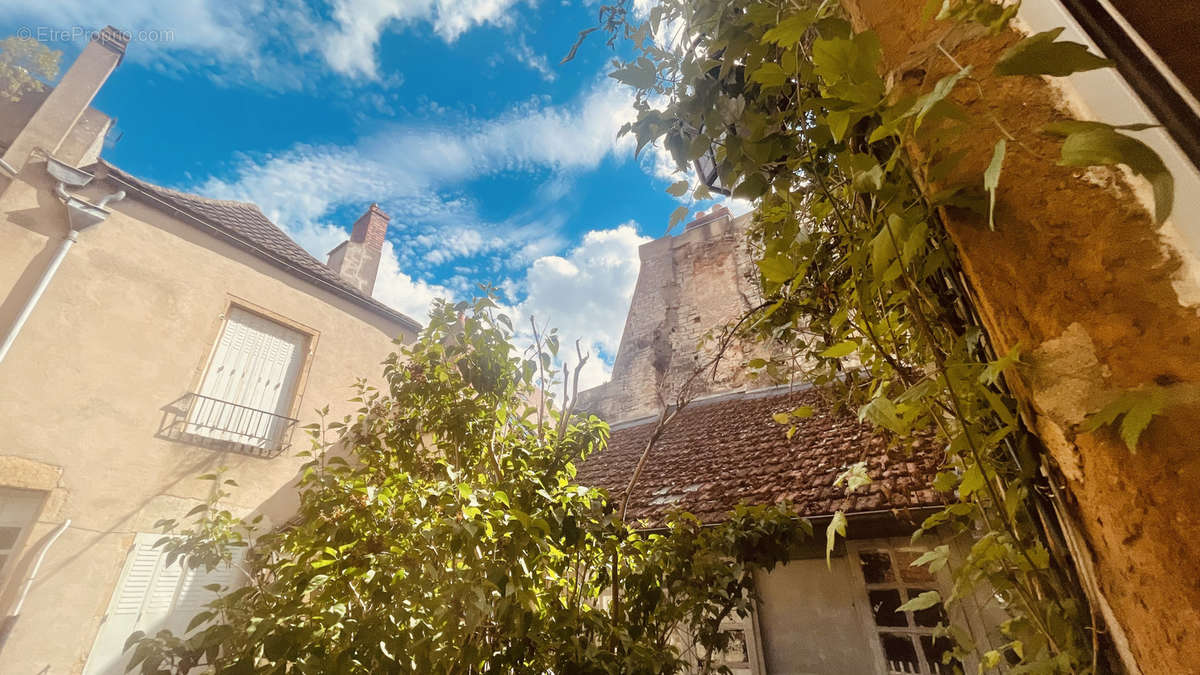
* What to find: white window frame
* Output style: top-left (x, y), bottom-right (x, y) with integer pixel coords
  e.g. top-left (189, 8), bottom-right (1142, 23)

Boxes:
top-left (0, 487), bottom-right (45, 592)
top-left (186, 305), bottom-right (312, 450)
top-left (847, 539), bottom-right (964, 675)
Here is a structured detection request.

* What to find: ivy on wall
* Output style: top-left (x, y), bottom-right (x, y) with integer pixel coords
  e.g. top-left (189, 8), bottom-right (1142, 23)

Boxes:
top-left (595, 0), bottom-right (1178, 671)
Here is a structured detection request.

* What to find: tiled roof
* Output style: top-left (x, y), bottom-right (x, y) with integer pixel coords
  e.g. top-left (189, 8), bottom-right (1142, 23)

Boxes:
top-left (94, 160), bottom-right (421, 332)
top-left (575, 387), bottom-right (944, 526)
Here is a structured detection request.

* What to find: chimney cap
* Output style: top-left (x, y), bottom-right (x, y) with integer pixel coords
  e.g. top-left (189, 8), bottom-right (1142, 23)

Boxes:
top-left (367, 202), bottom-right (391, 221)
top-left (684, 204), bottom-right (731, 231)
top-left (94, 26), bottom-right (131, 62)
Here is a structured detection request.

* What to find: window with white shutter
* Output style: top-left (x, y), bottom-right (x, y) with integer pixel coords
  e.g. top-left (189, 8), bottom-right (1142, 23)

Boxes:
top-left (186, 307), bottom-right (308, 451)
top-left (83, 533), bottom-right (246, 675)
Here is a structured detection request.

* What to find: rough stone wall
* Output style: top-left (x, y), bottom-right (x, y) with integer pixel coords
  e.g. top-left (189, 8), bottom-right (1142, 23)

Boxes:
top-left (578, 209), bottom-right (778, 423)
top-left (839, 1), bottom-right (1200, 671)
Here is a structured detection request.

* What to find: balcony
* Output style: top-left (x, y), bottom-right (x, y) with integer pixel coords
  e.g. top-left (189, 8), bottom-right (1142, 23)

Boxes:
top-left (156, 392), bottom-right (298, 458)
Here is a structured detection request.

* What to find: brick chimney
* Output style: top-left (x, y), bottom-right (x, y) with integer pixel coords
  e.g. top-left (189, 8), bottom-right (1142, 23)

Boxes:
top-left (2, 26), bottom-right (128, 172)
top-left (327, 203), bottom-right (389, 296)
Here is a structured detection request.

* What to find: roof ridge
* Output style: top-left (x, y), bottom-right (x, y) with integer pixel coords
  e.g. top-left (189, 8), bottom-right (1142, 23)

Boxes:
top-left (96, 160), bottom-right (267, 210)
top-left (92, 159), bottom-right (422, 333)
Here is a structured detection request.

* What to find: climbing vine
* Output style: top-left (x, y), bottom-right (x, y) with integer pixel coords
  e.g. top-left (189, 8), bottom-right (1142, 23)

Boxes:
top-left (592, 0), bottom-right (1177, 671)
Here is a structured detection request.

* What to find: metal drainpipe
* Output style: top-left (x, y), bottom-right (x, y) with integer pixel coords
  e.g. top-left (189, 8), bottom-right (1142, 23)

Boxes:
top-left (0, 232), bottom-right (79, 364)
top-left (0, 519), bottom-right (71, 653)
top-left (0, 187), bottom-right (123, 365)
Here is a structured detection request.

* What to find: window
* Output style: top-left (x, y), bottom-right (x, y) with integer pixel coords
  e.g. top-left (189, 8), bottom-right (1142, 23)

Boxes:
top-left (83, 533), bottom-right (245, 675)
top-left (853, 545), bottom-right (955, 675)
top-left (186, 306), bottom-right (308, 451)
top-left (0, 487), bottom-right (44, 587)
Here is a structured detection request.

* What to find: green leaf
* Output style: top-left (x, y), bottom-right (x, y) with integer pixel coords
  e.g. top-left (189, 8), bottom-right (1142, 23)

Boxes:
top-left (859, 396), bottom-right (907, 434)
top-left (994, 28), bottom-right (1114, 77)
top-left (812, 32), bottom-right (882, 85)
top-left (896, 590), bottom-right (941, 613)
top-left (833, 461), bottom-right (873, 494)
top-left (762, 12), bottom-right (815, 47)
top-left (826, 510), bottom-right (847, 569)
top-left (608, 58), bottom-right (657, 89)
top-left (757, 255), bottom-right (795, 284)
top-left (911, 66), bottom-right (971, 129)
top-left (665, 180), bottom-right (688, 197)
top-left (827, 110), bottom-right (852, 143)
top-left (910, 545), bottom-right (950, 573)
top-left (958, 463), bottom-right (986, 498)
top-left (750, 62), bottom-right (788, 88)
top-left (979, 342), bottom-right (1022, 385)
top-left (820, 341), bottom-right (857, 358)
top-left (667, 205), bottom-right (690, 231)
top-left (1054, 125), bottom-right (1174, 223)
top-left (1082, 387), bottom-right (1168, 452)
top-left (771, 412), bottom-right (791, 425)
top-left (983, 138), bottom-right (1006, 230)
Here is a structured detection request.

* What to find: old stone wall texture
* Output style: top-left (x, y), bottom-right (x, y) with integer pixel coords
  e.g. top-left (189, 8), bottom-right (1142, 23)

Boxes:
top-left (840, 1), bottom-right (1200, 671)
top-left (578, 210), bottom-right (781, 423)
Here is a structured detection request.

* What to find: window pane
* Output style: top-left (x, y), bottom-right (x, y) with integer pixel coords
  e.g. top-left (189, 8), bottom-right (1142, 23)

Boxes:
top-left (896, 550), bottom-right (936, 583)
top-left (920, 634), bottom-right (956, 674)
top-left (880, 633), bottom-right (921, 673)
top-left (870, 589), bottom-right (907, 627)
top-left (910, 589), bottom-right (948, 627)
top-left (860, 550), bottom-right (895, 584)
top-left (0, 526), bottom-right (21, 549)
top-left (718, 628), bottom-right (749, 665)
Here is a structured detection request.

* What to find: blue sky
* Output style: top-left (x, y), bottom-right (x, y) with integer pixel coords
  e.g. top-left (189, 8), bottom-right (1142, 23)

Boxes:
top-left (2, 0), bottom-right (745, 386)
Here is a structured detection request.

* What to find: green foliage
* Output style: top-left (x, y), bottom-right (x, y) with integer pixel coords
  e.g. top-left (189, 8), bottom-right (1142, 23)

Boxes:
top-left (1081, 386), bottom-right (1167, 452)
top-left (1045, 121), bottom-right (1174, 222)
top-left (994, 28), bottom-right (1114, 77)
top-left (0, 36), bottom-right (60, 103)
top-left (126, 296), bottom-right (807, 674)
top-left (594, 0), bottom-right (1161, 670)
top-left (983, 139), bottom-right (1006, 231)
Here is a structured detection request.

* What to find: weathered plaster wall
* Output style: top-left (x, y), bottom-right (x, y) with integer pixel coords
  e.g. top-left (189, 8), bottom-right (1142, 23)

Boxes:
top-left (839, 1), bottom-right (1200, 671)
top-left (579, 210), bottom-right (779, 423)
top-left (0, 161), bottom-right (415, 674)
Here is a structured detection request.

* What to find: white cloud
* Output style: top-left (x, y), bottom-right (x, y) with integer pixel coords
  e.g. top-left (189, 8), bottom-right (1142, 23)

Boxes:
top-left (513, 223), bottom-right (650, 388)
top-left (190, 78), bottom-right (638, 327)
top-left (371, 241), bottom-right (455, 323)
top-left (0, 0), bottom-right (528, 86)
top-left (509, 33), bottom-right (556, 82)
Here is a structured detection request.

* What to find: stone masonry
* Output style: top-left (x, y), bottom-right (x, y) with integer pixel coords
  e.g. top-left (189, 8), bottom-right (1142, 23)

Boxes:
top-left (578, 206), bottom-right (781, 423)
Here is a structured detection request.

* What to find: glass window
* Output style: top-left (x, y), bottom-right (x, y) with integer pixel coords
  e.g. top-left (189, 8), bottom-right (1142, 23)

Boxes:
top-left (856, 546), bottom-right (954, 675)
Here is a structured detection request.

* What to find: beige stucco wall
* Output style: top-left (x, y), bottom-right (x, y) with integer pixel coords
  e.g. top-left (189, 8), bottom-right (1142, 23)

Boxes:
top-left (0, 160), bottom-right (416, 673)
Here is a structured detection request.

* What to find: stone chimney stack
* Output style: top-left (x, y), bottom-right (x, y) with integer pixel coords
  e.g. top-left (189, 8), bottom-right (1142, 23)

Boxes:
top-left (2, 26), bottom-right (128, 172)
top-left (327, 203), bottom-right (389, 296)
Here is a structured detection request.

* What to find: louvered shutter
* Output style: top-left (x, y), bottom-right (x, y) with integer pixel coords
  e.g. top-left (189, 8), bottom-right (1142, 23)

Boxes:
top-left (84, 534), bottom-right (247, 675)
top-left (188, 307), bottom-right (306, 448)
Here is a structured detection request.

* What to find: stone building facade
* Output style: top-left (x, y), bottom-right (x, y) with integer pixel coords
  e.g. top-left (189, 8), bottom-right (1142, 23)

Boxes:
top-left (577, 205), bottom-right (781, 423)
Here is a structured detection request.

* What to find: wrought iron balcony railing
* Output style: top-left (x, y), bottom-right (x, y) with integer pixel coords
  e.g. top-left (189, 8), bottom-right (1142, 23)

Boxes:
top-left (157, 392), bottom-right (298, 458)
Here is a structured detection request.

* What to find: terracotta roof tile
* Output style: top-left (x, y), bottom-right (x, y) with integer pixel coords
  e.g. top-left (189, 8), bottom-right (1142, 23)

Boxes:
top-left (576, 387), bottom-right (944, 526)
top-left (94, 160), bottom-right (421, 332)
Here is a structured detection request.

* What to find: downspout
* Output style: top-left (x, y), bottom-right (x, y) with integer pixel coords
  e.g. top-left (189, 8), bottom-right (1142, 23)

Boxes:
top-left (0, 158), bottom-right (123, 364)
top-left (0, 519), bottom-right (71, 653)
